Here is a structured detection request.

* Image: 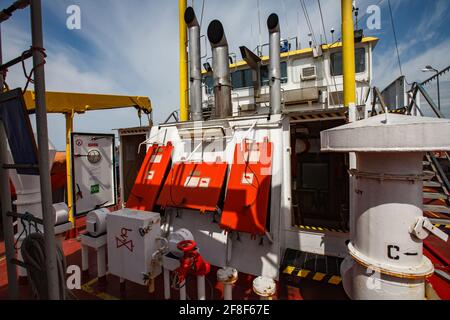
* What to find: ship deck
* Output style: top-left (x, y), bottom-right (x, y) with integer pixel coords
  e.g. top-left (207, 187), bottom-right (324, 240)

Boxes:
top-left (0, 215), bottom-right (448, 300)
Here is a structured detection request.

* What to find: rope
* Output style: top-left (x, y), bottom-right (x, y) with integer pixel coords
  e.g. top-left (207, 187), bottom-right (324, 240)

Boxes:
top-left (387, 0), bottom-right (403, 77)
top-left (21, 46), bottom-right (47, 94)
top-left (317, 0), bottom-right (340, 105)
top-left (242, 140), bottom-right (261, 209)
top-left (13, 212), bottom-right (39, 251)
top-left (317, 0), bottom-right (328, 44)
top-left (301, 0), bottom-right (341, 106)
top-left (300, 0), bottom-right (317, 46)
top-left (257, 0), bottom-right (262, 55)
top-left (20, 232), bottom-right (73, 300)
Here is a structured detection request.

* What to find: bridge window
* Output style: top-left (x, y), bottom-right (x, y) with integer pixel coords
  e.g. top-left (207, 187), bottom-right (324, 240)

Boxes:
top-left (260, 61), bottom-right (288, 86)
top-left (204, 75), bottom-right (214, 95)
top-left (330, 47), bottom-right (366, 76)
top-left (203, 61), bottom-right (288, 94)
top-left (231, 68), bottom-right (253, 89)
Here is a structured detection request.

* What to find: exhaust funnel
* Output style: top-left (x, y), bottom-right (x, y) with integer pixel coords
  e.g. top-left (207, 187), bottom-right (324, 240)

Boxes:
top-left (267, 13), bottom-right (281, 115)
top-left (207, 20), bottom-right (232, 119)
top-left (184, 7), bottom-right (203, 121)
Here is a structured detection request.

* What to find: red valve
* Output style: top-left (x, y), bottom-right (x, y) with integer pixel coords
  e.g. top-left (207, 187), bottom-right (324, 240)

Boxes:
top-left (177, 240), bottom-right (197, 252)
top-left (173, 239), bottom-right (210, 287)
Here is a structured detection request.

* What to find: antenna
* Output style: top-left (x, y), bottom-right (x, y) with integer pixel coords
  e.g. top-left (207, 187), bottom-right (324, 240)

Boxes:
top-left (331, 28), bottom-right (335, 43)
top-left (250, 23), bottom-right (254, 52)
top-left (282, 0), bottom-right (290, 50)
top-left (257, 0), bottom-right (262, 56)
top-left (353, 0), bottom-right (359, 29)
top-left (297, 11), bottom-right (301, 48)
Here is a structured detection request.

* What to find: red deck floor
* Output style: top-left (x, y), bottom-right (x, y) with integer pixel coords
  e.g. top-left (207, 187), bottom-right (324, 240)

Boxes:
top-left (0, 221), bottom-right (448, 300)
top-left (0, 233), bottom-right (349, 300)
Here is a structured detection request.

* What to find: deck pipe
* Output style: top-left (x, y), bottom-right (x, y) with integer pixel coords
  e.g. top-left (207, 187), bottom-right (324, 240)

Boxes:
top-left (179, 280), bottom-right (187, 300)
top-left (223, 281), bottom-right (233, 300)
top-left (30, 0), bottom-right (60, 300)
top-left (81, 244), bottom-right (89, 275)
top-left (184, 7), bottom-right (203, 121)
top-left (207, 20), bottom-right (232, 119)
top-left (217, 267), bottom-right (238, 300)
top-left (267, 13), bottom-right (281, 115)
top-left (97, 246), bottom-right (107, 286)
top-left (197, 275), bottom-right (206, 300)
top-left (164, 268), bottom-right (171, 299)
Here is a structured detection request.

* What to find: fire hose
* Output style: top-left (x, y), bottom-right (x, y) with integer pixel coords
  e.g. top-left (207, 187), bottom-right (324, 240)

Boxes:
top-left (20, 232), bottom-right (74, 300)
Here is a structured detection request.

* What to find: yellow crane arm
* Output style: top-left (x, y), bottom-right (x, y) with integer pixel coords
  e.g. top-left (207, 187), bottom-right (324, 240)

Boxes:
top-left (23, 90), bottom-right (152, 114)
top-left (21, 90), bottom-right (152, 234)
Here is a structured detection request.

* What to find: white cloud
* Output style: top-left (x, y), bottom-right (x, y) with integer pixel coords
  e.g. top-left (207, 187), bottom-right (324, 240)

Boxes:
top-left (3, 0), bottom-right (344, 149)
top-left (373, 38), bottom-right (450, 89)
top-left (1, 0), bottom-right (448, 149)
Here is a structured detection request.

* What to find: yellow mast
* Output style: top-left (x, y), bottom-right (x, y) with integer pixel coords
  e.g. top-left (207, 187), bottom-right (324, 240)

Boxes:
top-left (179, 0), bottom-right (189, 121)
top-left (65, 112), bottom-right (75, 233)
top-left (342, 0), bottom-right (357, 240)
top-left (341, 0), bottom-right (356, 112)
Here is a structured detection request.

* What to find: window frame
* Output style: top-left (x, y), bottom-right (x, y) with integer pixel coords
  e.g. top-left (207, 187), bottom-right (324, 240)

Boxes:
top-left (203, 61), bottom-right (289, 93)
top-left (330, 47), bottom-right (366, 76)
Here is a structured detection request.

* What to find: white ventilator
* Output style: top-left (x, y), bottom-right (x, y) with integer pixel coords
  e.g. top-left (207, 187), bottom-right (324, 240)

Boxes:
top-left (86, 208), bottom-right (109, 237)
top-left (321, 114), bottom-right (450, 300)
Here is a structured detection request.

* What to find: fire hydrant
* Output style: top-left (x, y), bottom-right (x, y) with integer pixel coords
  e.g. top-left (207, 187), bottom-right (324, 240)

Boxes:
top-left (173, 240), bottom-right (211, 300)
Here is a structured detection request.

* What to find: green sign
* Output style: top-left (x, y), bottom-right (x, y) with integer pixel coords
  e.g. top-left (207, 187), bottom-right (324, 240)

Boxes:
top-left (90, 184), bottom-right (100, 194)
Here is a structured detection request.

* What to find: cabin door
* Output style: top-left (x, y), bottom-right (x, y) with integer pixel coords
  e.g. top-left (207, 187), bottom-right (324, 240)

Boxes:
top-left (291, 120), bottom-right (349, 229)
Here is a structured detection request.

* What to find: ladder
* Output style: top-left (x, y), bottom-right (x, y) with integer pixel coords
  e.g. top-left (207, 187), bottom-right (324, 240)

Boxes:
top-left (423, 152), bottom-right (450, 218)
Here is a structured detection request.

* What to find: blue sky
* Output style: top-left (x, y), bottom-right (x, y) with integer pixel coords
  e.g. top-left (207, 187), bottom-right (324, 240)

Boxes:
top-left (1, 0), bottom-right (449, 150)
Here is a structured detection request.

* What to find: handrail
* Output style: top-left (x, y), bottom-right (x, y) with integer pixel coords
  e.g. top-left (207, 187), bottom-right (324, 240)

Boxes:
top-left (421, 65), bottom-right (450, 86)
top-left (406, 84), bottom-right (419, 115)
top-left (407, 82), bottom-right (444, 118)
top-left (0, 48), bottom-right (32, 72)
top-left (415, 83), bottom-right (445, 118)
top-left (370, 86), bottom-right (388, 116)
top-left (163, 110), bottom-right (180, 124)
top-left (428, 153), bottom-right (450, 197)
top-left (0, 0), bottom-right (30, 23)
top-left (404, 82), bottom-right (450, 201)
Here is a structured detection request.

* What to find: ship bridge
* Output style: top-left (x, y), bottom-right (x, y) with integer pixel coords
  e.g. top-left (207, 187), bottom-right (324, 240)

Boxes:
top-left (201, 36), bottom-right (378, 121)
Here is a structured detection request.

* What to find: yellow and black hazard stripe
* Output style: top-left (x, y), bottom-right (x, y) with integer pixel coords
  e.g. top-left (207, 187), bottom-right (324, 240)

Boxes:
top-left (290, 112), bottom-right (346, 122)
top-left (433, 223), bottom-right (450, 230)
top-left (298, 223), bottom-right (446, 233)
top-left (370, 107), bottom-right (407, 117)
top-left (282, 265), bottom-right (342, 285)
top-left (388, 107), bottom-right (407, 114)
top-left (296, 225), bottom-right (348, 233)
